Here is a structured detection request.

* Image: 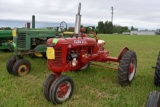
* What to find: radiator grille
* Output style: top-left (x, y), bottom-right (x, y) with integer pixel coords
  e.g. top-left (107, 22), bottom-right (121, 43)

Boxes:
top-left (17, 33), bottom-right (26, 48)
top-left (52, 47), bottom-right (62, 66)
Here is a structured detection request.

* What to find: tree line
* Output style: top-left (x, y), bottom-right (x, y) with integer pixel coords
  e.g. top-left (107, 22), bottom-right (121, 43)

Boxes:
top-left (96, 21), bottom-right (138, 34)
top-left (68, 21), bottom-right (137, 34)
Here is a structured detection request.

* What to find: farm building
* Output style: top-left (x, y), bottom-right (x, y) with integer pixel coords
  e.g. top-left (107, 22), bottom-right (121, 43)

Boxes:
top-left (130, 30), bottom-right (156, 35)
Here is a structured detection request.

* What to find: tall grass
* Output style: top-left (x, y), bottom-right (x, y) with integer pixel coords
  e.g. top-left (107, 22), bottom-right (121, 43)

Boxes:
top-left (0, 34), bottom-right (160, 107)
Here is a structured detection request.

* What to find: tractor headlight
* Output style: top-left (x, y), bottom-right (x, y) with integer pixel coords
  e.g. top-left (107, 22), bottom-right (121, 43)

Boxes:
top-left (72, 58), bottom-right (77, 67)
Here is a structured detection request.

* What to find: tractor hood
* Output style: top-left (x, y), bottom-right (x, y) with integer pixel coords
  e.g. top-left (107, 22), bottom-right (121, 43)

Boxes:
top-left (47, 37), bottom-right (97, 48)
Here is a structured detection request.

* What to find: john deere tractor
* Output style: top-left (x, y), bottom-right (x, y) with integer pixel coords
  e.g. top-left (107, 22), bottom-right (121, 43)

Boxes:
top-left (6, 15), bottom-right (61, 76)
top-left (0, 28), bottom-right (13, 51)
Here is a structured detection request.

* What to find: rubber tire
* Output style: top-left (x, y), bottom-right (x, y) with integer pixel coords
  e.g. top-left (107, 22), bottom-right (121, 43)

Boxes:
top-left (12, 59), bottom-right (31, 76)
top-left (80, 62), bottom-right (90, 70)
top-left (42, 74), bottom-right (56, 101)
top-left (49, 75), bottom-right (74, 104)
top-left (146, 91), bottom-right (160, 107)
top-left (154, 52), bottom-right (160, 86)
top-left (6, 55), bottom-right (23, 74)
top-left (118, 50), bottom-right (137, 86)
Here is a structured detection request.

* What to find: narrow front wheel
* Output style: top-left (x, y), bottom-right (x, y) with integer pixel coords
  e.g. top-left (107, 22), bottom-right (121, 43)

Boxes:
top-left (12, 59), bottom-right (31, 76)
top-left (49, 75), bottom-right (74, 104)
top-left (42, 73), bottom-right (56, 101)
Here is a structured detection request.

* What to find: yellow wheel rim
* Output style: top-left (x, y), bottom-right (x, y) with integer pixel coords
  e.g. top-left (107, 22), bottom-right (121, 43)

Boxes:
top-left (18, 65), bottom-right (29, 76)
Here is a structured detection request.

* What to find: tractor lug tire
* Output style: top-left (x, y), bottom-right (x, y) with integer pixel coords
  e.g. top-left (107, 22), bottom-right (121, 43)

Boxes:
top-left (118, 50), bottom-right (137, 86)
top-left (154, 52), bottom-right (160, 86)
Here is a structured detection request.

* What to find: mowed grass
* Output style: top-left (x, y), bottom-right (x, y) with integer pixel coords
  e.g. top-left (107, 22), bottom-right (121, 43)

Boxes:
top-left (0, 34), bottom-right (160, 107)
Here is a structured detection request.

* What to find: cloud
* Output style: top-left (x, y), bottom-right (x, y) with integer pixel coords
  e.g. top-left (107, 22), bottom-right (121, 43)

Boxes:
top-left (0, 0), bottom-right (160, 30)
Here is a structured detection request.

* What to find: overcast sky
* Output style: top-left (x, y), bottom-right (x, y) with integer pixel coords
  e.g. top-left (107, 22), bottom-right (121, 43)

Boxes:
top-left (0, 0), bottom-right (160, 30)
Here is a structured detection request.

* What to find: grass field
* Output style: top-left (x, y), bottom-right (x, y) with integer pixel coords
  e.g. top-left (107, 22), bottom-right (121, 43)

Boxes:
top-left (0, 34), bottom-right (160, 107)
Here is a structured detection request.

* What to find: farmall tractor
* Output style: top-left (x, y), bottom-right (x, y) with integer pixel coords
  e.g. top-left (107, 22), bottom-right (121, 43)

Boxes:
top-left (42, 3), bottom-right (137, 104)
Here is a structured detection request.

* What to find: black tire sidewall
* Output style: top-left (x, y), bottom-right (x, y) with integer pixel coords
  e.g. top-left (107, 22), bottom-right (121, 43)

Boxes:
top-left (154, 52), bottom-right (160, 86)
top-left (49, 75), bottom-right (74, 104)
top-left (118, 50), bottom-right (137, 86)
top-left (146, 91), bottom-right (160, 107)
top-left (12, 59), bottom-right (31, 76)
top-left (42, 74), bottom-right (56, 101)
top-left (6, 55), bottom-right (23, 74)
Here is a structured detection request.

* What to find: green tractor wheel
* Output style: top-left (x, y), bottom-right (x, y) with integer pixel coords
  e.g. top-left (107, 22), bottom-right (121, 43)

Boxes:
top-left (12, 59), bottom-right (31, 76)
top-left (6, 55), bottom-right (23, 74)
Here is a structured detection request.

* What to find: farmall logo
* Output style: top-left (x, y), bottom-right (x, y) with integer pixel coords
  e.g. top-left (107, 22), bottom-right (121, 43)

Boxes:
top-left (74, 40), bottom-right (86, 44)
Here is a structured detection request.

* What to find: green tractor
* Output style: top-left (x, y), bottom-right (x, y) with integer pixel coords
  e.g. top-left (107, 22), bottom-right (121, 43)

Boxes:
top-left (0, 29), bottom-right (14, 51)
top-left (6, 28), bottom-right (59, 76)
top-left (6, 15), bottom-right (62, 76)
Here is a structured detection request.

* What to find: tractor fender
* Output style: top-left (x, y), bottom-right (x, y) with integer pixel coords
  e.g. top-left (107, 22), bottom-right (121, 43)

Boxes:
top-left (117, 47), bottom-right (129, 61)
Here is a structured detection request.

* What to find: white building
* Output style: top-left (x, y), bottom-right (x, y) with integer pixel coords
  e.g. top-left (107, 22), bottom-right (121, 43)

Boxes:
top-left (130, 30), bottom-right (156, 35)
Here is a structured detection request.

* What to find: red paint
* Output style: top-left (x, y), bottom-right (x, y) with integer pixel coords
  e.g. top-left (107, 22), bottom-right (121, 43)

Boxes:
top-left (129, 63), bottom-right (134, 74)
top-left (57, 83), bottom-right (69, 98)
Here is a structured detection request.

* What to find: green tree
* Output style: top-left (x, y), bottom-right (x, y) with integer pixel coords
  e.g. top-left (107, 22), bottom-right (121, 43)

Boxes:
top-left (108, 21), bottom-right (113, 34)
top-left (104, 21), bottom-right (109, 34)
top-left (97, 21), bottom-right (104, 34)
top-left (131, 26), bottom-right (134, 31)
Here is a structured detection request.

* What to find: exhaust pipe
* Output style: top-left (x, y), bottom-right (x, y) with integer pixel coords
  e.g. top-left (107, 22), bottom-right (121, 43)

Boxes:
top-left (74, 3), bottom-right (81, 35)
top-left (32, 15), bottom-right (35, 28)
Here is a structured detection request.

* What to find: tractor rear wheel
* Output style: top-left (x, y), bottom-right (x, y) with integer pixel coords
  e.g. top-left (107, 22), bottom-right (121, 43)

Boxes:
top-left (154, 52), bottom-right (160, 86)
top-left (118, 50), bottom-right (137, 86)
top-left (49, 75), bottom-right (74, 104)
top-left (6, 55), bottom-right (23, 74)
top-left (146, 91), bottom-right (160, 107)
top-left (42, 73), bottom-right (56, 101)
top-left (12, 59), bottom-right (31, 76)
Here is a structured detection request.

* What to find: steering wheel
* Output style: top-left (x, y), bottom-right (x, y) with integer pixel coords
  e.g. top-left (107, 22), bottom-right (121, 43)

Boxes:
top-left (87, 31), bottom-right (98, 42)
top-left (60, 21), bottom-right (67, 31)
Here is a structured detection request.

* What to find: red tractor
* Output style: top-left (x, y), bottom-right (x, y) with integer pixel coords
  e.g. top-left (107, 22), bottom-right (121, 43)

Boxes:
top-left (42, 3), bottom-right (137, 104)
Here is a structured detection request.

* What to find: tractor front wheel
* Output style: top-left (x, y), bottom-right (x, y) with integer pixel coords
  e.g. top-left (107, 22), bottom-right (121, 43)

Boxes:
top-left (146, 91), bottom-right (160, 107)
top-left (42, 73), bottom-right (56, 101)
top-left (154, 52), bottom-right (160, 86)
top-left (49, 75), bottom-right (74, 104)
top-left (12, 59), bottom-right (31, 76)
top-left (118, 50), bottom-right (137, 86)
top-left (6, 55), bottom-right (23, 74)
